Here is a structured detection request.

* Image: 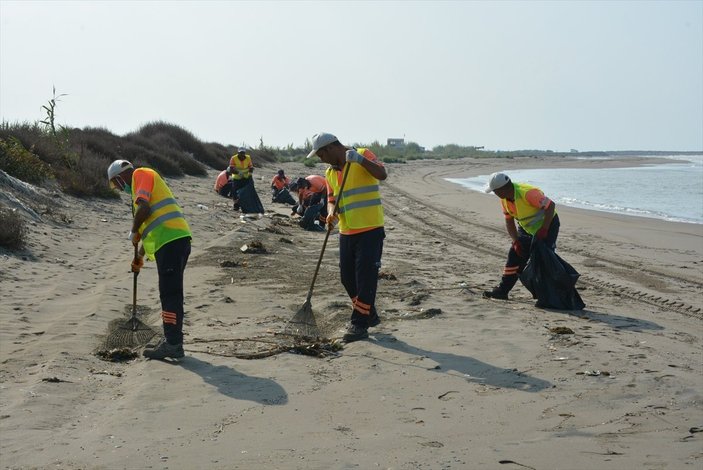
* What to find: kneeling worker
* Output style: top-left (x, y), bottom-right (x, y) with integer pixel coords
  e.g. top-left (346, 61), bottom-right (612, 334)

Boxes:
top-left (214, 168), bottom-right (236, 198)
top-left (483, 172), bottom-right (559, 300)
top-left (107, 160), bottom-right (192, 360)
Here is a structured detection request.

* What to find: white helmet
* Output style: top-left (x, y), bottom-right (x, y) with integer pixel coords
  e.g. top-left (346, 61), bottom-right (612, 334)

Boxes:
top-left (107, 159), bottom-right (133, 182)
top-left (484, 172), bottom-right (511, 193)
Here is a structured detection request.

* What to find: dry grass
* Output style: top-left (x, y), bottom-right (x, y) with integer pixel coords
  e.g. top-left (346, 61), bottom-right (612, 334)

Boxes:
top-left (0, 208), bottom-right (27, 249)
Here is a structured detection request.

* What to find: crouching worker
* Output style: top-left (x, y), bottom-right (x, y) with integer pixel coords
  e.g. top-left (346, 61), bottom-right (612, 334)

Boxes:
top-left (107, 160), bottom-right (192, 360)
top-left (482, 172), bottom-right (559, 301)
top-left (291, 175), bottom-right (328, 231)
top-left (307, 132), bottom-right (387, 343)
top-left (214, 168), bottom-right (237, 198)
top-left (271, 169), bottom-right (295, 204)
top-left (291, 175), bottom-right (327, 216)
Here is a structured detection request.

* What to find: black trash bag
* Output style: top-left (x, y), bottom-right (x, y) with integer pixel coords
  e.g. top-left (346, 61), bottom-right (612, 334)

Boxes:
top-left (236, 182), bottom-right (265, 214)
top-left (519, 240), bottom-right (585, 310)
top-left (299, 202), bottom-right (325, 232)
top-left (273, 187), bottom-right (296, 205)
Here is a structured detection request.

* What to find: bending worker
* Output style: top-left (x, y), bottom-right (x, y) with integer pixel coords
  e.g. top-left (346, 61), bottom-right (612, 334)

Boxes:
top-left (214, 168), bottom-right (236, 198)
top-left (483, 172), bottom-right (559, 301)
top-left (270, 169), bottom-right (290, 200)
top-left (107, 160), bottom-right (192, 360)
top-left (292, 174), bottom-right (327, 216)
top-left (307, 132), bottom-right (387, 343)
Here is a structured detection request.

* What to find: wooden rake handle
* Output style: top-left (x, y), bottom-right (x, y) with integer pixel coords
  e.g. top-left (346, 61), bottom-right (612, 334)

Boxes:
top-left (304, 162), bottom-right (352, 304)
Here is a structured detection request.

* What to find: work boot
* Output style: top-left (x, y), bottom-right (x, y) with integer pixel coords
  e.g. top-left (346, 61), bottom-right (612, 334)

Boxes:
top-left (143, 339), bottom-right (184, 359)
top-left (483, 287), bottom-right (509, 300)
top-left (368, 314), bottom-right (381, 328)
top-left (343, 324), bottom-right (369, 343)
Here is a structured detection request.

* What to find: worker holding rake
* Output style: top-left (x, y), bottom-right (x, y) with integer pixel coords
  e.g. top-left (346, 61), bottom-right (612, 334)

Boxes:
top-left (307, 133), bottom-right (387, 343)
top-left (107, 160), bottom-right (192, 359)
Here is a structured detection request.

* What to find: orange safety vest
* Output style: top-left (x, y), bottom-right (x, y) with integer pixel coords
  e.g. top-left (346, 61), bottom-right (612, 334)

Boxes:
top-left (271, 175), bottom-right (290, 191)
top-left (325, 148), bottom-right (384, 234)
top-left (131, 168), bottom-right (191, 259)
top-left (214, 170), bottom-right (229, 192)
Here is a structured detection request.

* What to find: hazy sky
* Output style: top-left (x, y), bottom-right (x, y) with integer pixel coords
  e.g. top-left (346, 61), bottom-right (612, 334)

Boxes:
top-left (1, 1), bottom-right (701, 151)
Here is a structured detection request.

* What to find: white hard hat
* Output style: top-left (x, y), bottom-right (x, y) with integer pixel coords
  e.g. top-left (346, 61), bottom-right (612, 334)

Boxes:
top-left (484, 172), bottom-right (511, 193)
top-left (238, 146), bottom-right (247, 153)
top-left (107, 159), bottom-right (133, 182)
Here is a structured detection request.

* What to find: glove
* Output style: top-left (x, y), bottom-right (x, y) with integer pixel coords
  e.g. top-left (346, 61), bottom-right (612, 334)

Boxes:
top-left (128, 231), bottom-right (141, 247)
top-left (511, 239), bottom-right (524, 257)
top-left (536, 227), bottom-right (549, 240)
top-left (345, 150), bottom-right (364, 164)
top-left (325, 213), bottom-right (339, 228)
top-left (131, 255), bottom-right (144, 273)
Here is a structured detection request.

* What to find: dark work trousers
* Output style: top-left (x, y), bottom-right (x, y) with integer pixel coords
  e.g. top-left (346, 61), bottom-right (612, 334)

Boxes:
top-left (218, 181), bottom-right (237, 198)
top-left (339, 227), bottom-right (385, 327)
top-left (499, 215), bottom-right (560, 293)
top-left (154, 237), bottom-right (191, 345)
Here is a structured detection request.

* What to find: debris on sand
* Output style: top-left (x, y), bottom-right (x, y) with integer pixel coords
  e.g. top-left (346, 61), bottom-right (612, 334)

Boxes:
top-left (219, 259), bottom-right (239, 268)
top-left (240, 241), bottom-right (267, 254)
top-left (95, 348), bottom-right (139, 362)
top-left (378, 271), bottom-right (397, 280)
top-left (549, 326), bottom-right (575, 335)
top-left (409, 292), bottom-right (429, 306)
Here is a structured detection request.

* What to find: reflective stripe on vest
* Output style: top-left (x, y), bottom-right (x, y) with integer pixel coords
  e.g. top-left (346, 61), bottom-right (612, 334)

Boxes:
top-left (502, 182), bottom-right (546, 236)
top-left (230, 155), bottom-right (252, 180)
top-left (326, 148), bottom-right (384, 232)
top-left (132, 169), bottom-right (191, 260)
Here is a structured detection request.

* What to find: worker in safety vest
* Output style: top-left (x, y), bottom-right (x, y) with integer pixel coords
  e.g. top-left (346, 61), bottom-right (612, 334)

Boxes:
top-left (228, 147), bottom-right (255, 209)
top-left (107, 160), bottom-right (192, 360)
top-left (482, 172), bottom-right (559, 301)
top-left (214, 169), bottom-right (237, 198)
top-left (270, 169), bottom-right (291, 199)
top-left (307, 132), bottom-right (387, 343)
top-left (291, 174), bottom-right (327, 216)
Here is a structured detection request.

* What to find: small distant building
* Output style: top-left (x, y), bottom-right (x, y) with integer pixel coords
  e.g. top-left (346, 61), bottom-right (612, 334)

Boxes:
top-left (570, 149), bottom-right (578, 153)
top-left (387, 138), bottom-right (405, 149)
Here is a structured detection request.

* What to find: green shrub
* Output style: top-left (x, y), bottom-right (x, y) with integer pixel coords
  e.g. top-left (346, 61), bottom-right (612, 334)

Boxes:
top-left (134, 121), bottom-right (221, 169)
top-left (0, 208), bottom-right (27, 249)
top-left (0, 137), bottom-right (54, 184)
top-left (55, 150), bottom-right (118, 198)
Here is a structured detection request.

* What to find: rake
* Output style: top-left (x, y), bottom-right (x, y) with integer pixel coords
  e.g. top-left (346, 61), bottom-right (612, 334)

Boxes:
top-left (112, 245), bottom-right (156, 345)
top-left (284, 163), bottom-right (351, 338)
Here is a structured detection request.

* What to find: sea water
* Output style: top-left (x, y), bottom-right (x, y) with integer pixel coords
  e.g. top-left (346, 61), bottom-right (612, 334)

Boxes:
top-left (445, 155), bottom-right (703, 224)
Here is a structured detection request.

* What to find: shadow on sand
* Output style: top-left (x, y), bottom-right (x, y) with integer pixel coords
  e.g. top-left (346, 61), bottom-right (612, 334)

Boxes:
top-left (555, 308), bottom-right (664, 332)
top-left (178, 356), bottom-right (288, 405)
top-left (371, 333), bottom-right (552, 392)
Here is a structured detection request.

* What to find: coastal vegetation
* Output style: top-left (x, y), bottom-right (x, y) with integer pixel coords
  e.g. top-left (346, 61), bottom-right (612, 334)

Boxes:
top-left (2, 90), bottom-right (699, 202)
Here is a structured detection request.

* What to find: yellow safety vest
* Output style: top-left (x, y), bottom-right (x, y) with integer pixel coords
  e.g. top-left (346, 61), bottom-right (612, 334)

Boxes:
top-left (326, 148), bottom-right (384, 234)
top-left (131, 168), bottom-right (191, 260)
top-left (229, 154), bottom-right (253, 180)
top-left (501, 182), bottom-right (554, 235)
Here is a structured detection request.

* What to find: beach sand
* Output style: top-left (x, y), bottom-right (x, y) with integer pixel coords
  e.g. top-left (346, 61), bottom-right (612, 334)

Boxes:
top-left (1, 156), bottom-right (701, 469)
